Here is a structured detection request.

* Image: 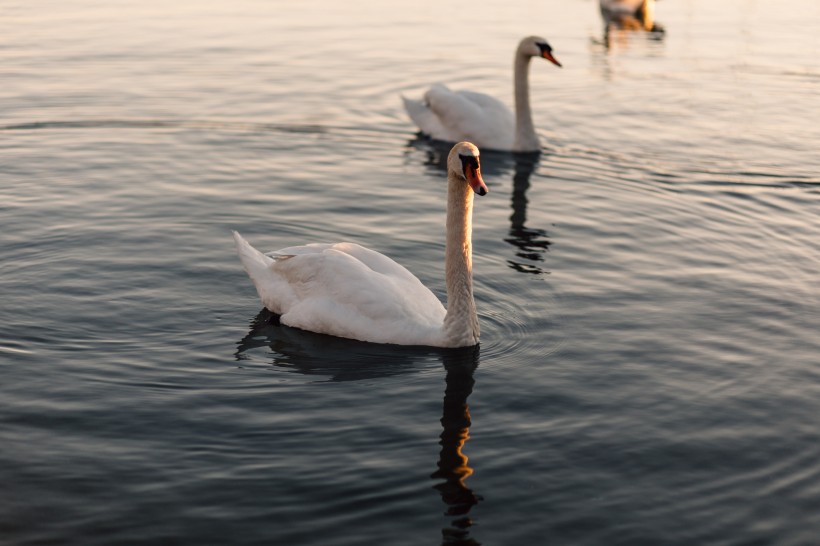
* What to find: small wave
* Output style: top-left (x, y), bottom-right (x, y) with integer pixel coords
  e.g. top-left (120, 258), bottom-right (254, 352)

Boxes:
top-left (729, 62), bottom-right (820, 82)
top-left (0, 342), bottom-right (34, 355)
top-left (0, 118), bottom-right (329, 134)
top-left (686, 167), bottom-right (820, 190)
top-left (474, 262), bottom-right (566, 368)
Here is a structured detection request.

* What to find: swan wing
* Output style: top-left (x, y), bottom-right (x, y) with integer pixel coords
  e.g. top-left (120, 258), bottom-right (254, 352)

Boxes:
top-left (402, 95), bottom-right (454, 142)
top-left (423, 84), bottom-right (515, 150)
top-left (234, 232), bottom-right (447, 346)
top-left (455, 89), bottom-right (511, 114)
top-left (274, 241), bottom-right (420, 284)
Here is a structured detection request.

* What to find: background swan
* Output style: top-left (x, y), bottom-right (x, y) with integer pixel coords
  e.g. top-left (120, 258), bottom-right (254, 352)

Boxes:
top-left (233, 142), bottom-right (489, 348)
top-left (402, 36), bottom-right (561, 153)
top-left (600, 0), bottom-right (661, 32)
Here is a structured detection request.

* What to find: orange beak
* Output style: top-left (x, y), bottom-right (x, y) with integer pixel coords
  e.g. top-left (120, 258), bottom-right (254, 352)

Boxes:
top-left (466, 165), bottom-right (489, 196)
top-left (543, 51), bottom-right (562, 68)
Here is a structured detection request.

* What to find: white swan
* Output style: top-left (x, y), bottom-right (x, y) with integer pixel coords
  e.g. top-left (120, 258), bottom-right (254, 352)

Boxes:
top-left (233, 142), bottom-right (489, 348)
top-left (402, 36), bottom-right (561, 153)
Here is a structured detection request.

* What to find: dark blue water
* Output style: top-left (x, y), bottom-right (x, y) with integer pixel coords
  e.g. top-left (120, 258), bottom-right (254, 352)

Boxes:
top-left (2, 1), bottom-right (819, 544)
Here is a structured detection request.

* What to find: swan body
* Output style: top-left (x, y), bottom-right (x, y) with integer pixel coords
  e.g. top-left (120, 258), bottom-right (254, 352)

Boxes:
top-left (403, 36), bottom-right (561, 153)
top-left (600, 0), bottom-right (658, 31)
top-left (233, 142), bottom-right (489, 348)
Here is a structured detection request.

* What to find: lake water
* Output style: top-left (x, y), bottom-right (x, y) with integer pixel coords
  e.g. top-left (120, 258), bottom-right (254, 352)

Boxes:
top-left (2, 0), bottom-right (819, 544)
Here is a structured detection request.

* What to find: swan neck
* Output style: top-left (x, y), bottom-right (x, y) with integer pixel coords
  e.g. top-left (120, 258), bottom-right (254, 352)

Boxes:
top-left (513, 53), bottom-right (538, 152)
top-left (443, 173), bottom-right (479, 347)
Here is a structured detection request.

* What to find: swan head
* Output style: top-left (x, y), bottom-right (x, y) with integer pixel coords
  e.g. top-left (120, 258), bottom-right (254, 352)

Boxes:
top-left (518, 35), bottom-right (562, 68)
top-left (448, 142), bottom-right (489, 196)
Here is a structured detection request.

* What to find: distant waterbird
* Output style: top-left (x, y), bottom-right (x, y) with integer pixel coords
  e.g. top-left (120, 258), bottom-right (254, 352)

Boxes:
top-left (600, 0), bottom-right (664, 32)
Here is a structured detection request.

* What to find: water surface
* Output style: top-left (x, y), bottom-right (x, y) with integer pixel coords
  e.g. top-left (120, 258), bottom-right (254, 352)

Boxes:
top-left (2, 1), bottom-right (819, 544)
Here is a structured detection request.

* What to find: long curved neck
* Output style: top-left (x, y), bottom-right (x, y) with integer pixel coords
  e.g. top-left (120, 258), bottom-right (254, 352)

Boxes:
top-left (443, 173), bottom-right (480, 347)
top-left (513, 52), bottom-right (539, 152)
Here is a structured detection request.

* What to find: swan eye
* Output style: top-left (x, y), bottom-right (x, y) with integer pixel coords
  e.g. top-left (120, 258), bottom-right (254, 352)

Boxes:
top-left (459, 154), bottom-right (479, 177)
top-left (536, 42), bottom-right (562, 67)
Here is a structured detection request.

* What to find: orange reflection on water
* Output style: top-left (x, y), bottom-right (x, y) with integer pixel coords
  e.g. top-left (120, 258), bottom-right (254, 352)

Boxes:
top-left (433, 353), bottom-right (482, 544)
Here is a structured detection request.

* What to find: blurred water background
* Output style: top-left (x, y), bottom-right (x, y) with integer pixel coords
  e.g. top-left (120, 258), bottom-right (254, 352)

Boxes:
top-left (1, 0), bottom-right (819, 544)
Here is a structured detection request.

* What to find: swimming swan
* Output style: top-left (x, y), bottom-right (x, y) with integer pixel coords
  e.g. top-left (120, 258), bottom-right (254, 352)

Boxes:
top-left (402, 36), bottom-right (561, 153)
top-left (599, 0), bottom-right (661, 32)
top-left (233, 142), bottom-right (489, 348)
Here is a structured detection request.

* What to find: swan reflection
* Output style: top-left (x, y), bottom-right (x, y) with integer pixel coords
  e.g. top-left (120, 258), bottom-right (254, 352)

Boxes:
top-left (435, 346), bottom-right (482, 545)
top-left (506, 153), bottom-right (551, 275)
top-left (235, 309), bottom-right (443, 381)
top-left (235, 312), bottom-right (483, 544)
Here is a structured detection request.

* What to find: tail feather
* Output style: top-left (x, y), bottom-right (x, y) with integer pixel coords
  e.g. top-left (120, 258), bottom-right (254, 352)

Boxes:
top-left (402, 94), bottom-right (448, 140)
top-left (232, 231), bottom-right (280, 312)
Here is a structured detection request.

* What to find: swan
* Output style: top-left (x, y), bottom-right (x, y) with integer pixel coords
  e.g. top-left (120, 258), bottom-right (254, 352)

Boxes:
top-left (402, 36), bottom-right (561, 153)
top-left (599, 0), bottom-right (660, 32)
top-left (233, 141), bottom-right (489, 348)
